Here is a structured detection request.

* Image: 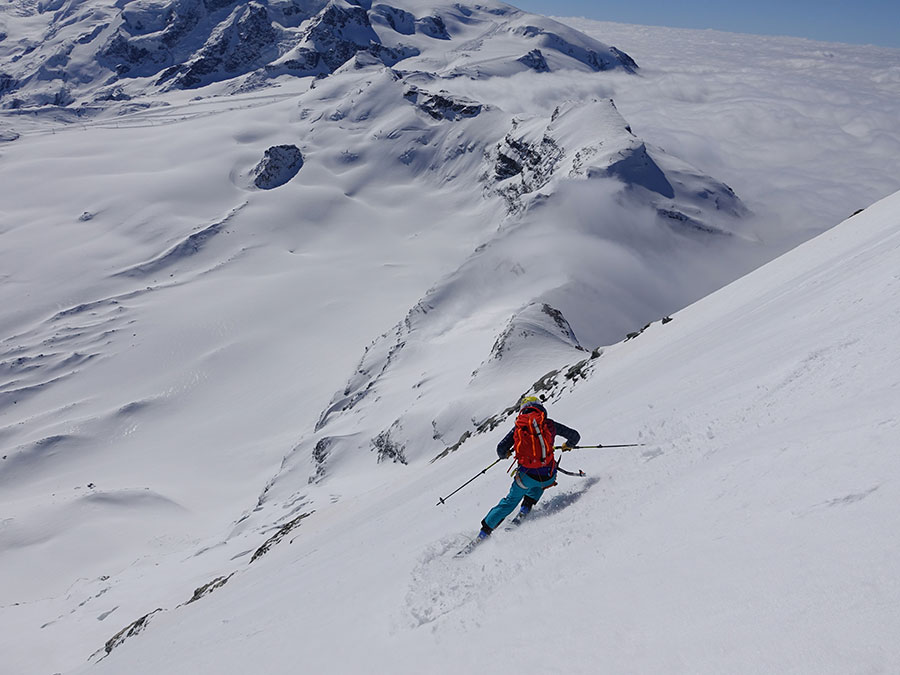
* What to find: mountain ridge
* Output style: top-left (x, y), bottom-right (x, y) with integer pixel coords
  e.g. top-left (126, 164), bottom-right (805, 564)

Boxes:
top-left (0, 0), bottom-right (638, 108)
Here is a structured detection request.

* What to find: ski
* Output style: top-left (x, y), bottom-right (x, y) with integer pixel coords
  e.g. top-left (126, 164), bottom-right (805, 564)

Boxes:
top-left (454, 534), bottom-right (489, 557)
top-left (504, 511), bottom-right (529, 530)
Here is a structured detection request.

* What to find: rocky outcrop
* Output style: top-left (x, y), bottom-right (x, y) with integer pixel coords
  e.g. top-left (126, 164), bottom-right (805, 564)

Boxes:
top-left (100, 608), bottom-right (164, 658)
top-left (403, 86), bottom-right (483, 121)
top-left (315, 321), bottom-right (408, 431)
top-left (0, 73), bottom-right (18, 96)
top-left (101, 0), bottom-right (217, 78)
top-left (299, 2), bottom-right (378, 71)
top-left (183, 574), bottom-right (234, 605)
top-left (252, 145), bottom-right (304, 189)
top-left (371, 4), bottom-right (415, 34)
top-left (267, 1), bottom-right (417, 78)
top-left (416, 14), bottom-right (449, 39)
top-left (156, 2), bottom-right (280, 88)
top-left (517, 48), bottom-right (549, 72)
top-left (610, 46), bottom-right (638, 71)
top-left (372, 428), bottom-right (407, 464)
top-left (98, 0), bottom-right (335, 88)
top-left (309, 436), bottom-right (333, 484)
top-left (250, 511), bottom-right (314, 562)
top-left (488, 124), bottom-right (564, 212)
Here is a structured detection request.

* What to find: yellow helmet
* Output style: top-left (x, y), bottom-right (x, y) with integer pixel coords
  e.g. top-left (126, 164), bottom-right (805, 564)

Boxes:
top-left (519, 395), bottom-right (540, 410)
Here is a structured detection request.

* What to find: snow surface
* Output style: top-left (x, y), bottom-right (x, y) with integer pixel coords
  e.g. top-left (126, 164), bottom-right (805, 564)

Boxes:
top-left (1, 4), bottom-right (899, 674)
top-left (71, 176), bottom-right (900, 675)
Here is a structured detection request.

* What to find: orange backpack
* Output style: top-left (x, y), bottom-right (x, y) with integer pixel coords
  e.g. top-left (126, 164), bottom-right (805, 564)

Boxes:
top-left (513, 407), bottom-right (556, 469)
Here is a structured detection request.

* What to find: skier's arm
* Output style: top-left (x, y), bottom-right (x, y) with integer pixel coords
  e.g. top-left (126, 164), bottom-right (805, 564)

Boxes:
top-left (496, 428), bottom-right (515, 458)
top-left (552, 421), bottom-right (580, 448)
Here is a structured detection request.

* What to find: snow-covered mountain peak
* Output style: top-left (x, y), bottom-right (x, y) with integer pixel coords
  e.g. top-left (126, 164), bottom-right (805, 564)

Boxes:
top-left (0, 0), bottom-right (638, 108)
top-left (477, 300), bottom-right (585, 372)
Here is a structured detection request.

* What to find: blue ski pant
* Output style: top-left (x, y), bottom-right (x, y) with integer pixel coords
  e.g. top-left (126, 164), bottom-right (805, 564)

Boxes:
top-left (483, 470), bottom-right (556, 531)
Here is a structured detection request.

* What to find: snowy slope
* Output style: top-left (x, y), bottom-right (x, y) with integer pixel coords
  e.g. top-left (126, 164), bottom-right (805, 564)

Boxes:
top-left (72, 185), bottom-right (900, 675)
top-left (0, 0), bottom-right (747, 629)
top-left (1, 7), bottom-right (900, 674)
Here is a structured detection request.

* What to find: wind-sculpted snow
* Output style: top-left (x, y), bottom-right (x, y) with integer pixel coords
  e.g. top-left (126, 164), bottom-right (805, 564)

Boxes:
top-left (114, 202), bottom-right (247, 276)
top-left (0, 297), bottom-right (133, 413)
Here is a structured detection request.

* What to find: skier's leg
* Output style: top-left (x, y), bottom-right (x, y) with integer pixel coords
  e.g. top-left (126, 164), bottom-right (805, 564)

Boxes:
top-left (522, 471), bottom-right (556, 509)
top-left (509, 474), bottom-right (548, 521)
top-left (521, 494), bottom-right (538, 511)
top-left (482, 479), bottom-right (527, 531)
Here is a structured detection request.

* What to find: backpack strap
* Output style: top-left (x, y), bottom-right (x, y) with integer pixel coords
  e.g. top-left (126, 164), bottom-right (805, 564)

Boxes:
top-left (531, 417), bottom-right (548, 463)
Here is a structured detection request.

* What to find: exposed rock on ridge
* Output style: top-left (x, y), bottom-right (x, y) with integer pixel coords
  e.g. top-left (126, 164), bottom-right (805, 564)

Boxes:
top-left (155, 2), bottom-right (280, 88)
top-left (403, 85), bottom-right (483, 120)
top-left (0, 0), bottom-right (639, 107)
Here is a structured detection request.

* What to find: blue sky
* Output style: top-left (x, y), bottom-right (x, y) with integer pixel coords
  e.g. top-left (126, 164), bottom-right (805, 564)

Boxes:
top-left (509, 0), bottom-right (900, 48)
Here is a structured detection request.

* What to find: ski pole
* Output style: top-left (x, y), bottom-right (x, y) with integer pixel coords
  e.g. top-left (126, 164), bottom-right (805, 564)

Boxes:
top-left (556, 443), bottom-right (645, 451)
top-left (436, 457), bottom-right (505, 506)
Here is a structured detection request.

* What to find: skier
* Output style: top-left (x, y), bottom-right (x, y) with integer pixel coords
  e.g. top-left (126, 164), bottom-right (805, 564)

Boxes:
top-left (476, 396), bottom-right (580, 540)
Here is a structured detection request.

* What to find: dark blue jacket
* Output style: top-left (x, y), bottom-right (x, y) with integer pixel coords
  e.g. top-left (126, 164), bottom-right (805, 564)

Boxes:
top-left (497, 403), bottom-right (580, 481)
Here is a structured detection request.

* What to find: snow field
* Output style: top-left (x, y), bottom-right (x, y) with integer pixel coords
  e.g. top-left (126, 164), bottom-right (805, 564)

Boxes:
top-left (1, 6), bottom-right (899, 674)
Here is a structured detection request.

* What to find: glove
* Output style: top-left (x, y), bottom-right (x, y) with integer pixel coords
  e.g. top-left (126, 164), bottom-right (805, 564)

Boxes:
top-left (560, 443), bottom-right (574, 452)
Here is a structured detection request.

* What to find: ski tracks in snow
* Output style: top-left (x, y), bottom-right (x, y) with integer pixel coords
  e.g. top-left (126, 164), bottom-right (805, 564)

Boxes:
top-left (403, 534), bottom-right (514, 629)
top-left (402, 477), bottom-right (603, 629)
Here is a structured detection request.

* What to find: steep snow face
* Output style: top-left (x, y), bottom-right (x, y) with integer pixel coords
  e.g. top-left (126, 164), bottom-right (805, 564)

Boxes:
top-left (0, 0), bottom-right (637, 107)
top-left (72, 188), bottom-right (900, 675)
